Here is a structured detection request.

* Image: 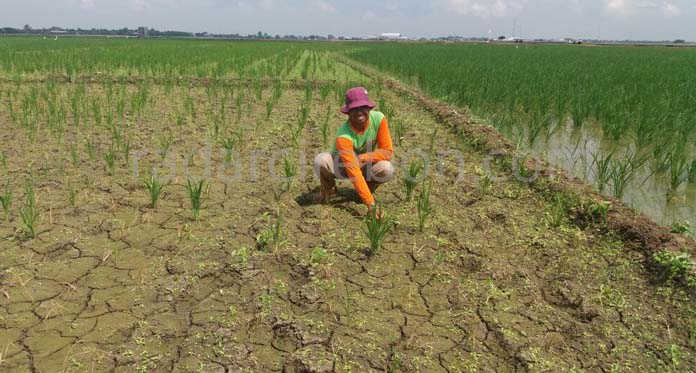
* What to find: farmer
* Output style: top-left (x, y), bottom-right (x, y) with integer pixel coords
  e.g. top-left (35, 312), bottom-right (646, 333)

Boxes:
top-left (313, 87), bottom-right (394, 216)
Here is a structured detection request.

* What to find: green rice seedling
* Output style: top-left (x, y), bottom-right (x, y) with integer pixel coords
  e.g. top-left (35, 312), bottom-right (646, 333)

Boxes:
top-left (480, 174), bottom-right (491, 195)
top-left (144, 175), bottom-right (165, 208)
top-left (116, 95), bottom-right (126, 119)
top-left (321, 106), bottom-right (331, 147)
top-left (256, 213), bottom-right (284, 252)
top-left (0, 181), bottom-right (12, 221)
top-left (103, 146), bottom-right (117, 174)
top-left (84, 137), bottom-right (96, 160)
top-left (689, 160), bottom-right (696, 183)
top-left (609, 158), bottom-right (635, 200)
top-left (591, 151), bottom-right (613, 193)
top-left (254, 79), bottom-right (263, 101)
top-left (364, 204), bottom-right (395, 256)
top-left (185, 178), bottom-right (207, 220)
top-left (282, 156), bottom-right (298, 192)
top-left (184, 93), bottom-right (196, 119)
top-left (19, 180), bottom-right (39, 239)
top-left (298, 105), bottom-right (309, 130)
top-left (392, 118), bottom-right (405, 146)
top-left (428, 127), bottom-right (438, 154)
top-left (319, 83), bottom-right (331, 102)
top-left (159, 132), bottom-right (173, 161)
top-left (0, 150), bottom-right (7, 169)
top-left (220, 136), bottom-right (237, 164)
top-left (304, 82), bottom-right (313, 102)
top-left (668, 150), bottom-right (690, 192)
top-left (67, 182), bottom-right (78, 207)
top-left (417, 180), bottom-right (433, 231)
top-left (120, 136), bottom-right (131, 163)
top-left (379, 98), bottom-right (395, 121)
top-left (265, 99), bottom-right (275, 120)
top-left (404, 160), bottom-right (424, 201)
top-left (68, 143), bottom-right (80, 167)
top-left (176, 112), bottom-right (186, 127)
top-left (235, 92), bottom-right (244, 121)
top-left (547, 193), bottom-right (567, 227)
top-left (273, 80), bottom-right (283, 102)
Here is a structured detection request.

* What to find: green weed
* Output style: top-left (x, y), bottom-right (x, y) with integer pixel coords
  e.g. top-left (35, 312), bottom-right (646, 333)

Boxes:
top-left (671, 221), bottom-right (692, 237)
top-left (653, 250), bottom-right (695, 286)
top-left (310, 247), bottom-right (328, 265)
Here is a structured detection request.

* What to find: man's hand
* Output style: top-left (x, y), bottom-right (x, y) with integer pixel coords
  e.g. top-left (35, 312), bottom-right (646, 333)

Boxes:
top-left (366, 203), bottom-right (384, 220)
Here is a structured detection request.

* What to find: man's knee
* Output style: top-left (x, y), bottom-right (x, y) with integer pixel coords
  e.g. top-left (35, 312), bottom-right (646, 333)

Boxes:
top-left (370, 161), bottom-right (395, 183)
top-left (314, 152), bottom-right (334, 177)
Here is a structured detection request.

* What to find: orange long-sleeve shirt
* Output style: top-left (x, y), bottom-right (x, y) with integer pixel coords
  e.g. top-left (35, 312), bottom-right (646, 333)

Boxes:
top-left (335, 116), bottom-right (393, 205)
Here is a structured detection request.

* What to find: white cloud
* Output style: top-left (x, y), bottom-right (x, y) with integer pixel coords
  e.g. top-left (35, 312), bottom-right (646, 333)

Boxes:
top-left (362, 10), bottom-right (377, 21)
top-left (662, 2), bottom-right (680, 16)
top-left (315, 0), bottom-right (336, 13)
top-left (441, 0), bottom-right (526, 18)
top-left (604, 0), bottom-right (681, 16)
top-left (604, 0), bottom-right (628, 15)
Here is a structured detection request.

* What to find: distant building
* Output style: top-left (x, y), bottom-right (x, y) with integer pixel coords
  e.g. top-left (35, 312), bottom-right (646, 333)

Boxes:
top-left (137, 27), bottom-right (148, 37)
top-left (365, 33), bottom-right (408, 41)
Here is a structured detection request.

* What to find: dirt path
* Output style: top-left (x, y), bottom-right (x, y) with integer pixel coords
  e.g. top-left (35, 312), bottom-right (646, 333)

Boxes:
top-left (0, 55), bottom-right (695, 372)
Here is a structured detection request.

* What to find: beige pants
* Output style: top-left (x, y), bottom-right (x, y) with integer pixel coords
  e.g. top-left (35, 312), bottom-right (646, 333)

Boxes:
top-left (313, 152), bottom-right (395, 190)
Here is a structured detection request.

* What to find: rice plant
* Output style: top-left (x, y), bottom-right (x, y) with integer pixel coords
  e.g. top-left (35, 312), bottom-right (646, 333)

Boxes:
top-left (392, 119), bottom-right (405, 146)
top-left (144, 175), bottom-right (165, 208)
top-left (159, 132), bottom-right (173, 161)
top-left (417, 179), bottom-right (433, 231)
top-left (364, 204), bottom-right (394, 256)
top-left (103, 146), bottom-right (117, 174)
top-left (19, 180), bottom-right (40, 239)
top-left (0, 181), bottom-right (12, 221)
top-left (68, 143), bottom-right (80, 167)
top-left (185, 178), bottom-right (207, 220)
top-left (256, 213), bottom-right (284, 252)
top-left (609, 158), bottom-right (636, 200)
top-left (321, 106), bottom-right (331, 147)
top-left (220, 136), bottom-right (237, 164)
top-left (84, 137), bottom-right (96, 160)
top-left (591, 151), bottom-right (614, 193)
top-left (282, 156), bottom-right (298, 192)
top-left (404, 160), bottom-right (424, 201)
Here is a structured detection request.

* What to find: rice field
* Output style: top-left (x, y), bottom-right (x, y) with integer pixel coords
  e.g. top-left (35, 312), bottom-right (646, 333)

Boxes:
top-left (348, 42), bottom-right (696, 227)
top-left (0, 37), bottom-right (695, 371)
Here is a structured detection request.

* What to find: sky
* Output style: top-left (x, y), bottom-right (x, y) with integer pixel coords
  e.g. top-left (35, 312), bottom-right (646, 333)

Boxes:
top-left (2, 0), bottom-right (695, 41)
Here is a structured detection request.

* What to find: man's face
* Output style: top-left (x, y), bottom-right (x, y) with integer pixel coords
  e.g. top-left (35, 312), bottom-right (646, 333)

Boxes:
top-left (348, 106), bottom-right (371, 127)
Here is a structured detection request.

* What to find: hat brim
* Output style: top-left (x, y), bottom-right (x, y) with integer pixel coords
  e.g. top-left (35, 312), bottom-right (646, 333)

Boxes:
top-left (341, 100), bottom-right (375, 114)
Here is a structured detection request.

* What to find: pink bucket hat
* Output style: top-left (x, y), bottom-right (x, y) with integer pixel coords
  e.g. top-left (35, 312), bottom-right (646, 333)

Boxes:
top-left (341, 87), bottom-right (375, 114)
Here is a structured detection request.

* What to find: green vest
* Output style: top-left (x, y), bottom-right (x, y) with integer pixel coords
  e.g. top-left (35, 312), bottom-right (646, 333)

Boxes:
top-left (331, 111), bottom-right (385, 155)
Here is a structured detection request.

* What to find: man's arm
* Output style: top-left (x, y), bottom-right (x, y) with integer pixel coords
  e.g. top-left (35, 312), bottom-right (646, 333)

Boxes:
top-left (358, 116), bottom-right (394, 164)
top-left (336, 137), bottom-right (375, 205)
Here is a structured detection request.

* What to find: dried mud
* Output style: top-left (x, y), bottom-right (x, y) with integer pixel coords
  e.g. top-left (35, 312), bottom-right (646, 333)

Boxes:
top-left (1, 57), bottom-right (695, 372)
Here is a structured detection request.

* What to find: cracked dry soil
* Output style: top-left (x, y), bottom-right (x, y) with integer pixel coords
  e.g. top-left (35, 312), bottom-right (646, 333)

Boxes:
top-left (1, 62), bottom-right (696, 372)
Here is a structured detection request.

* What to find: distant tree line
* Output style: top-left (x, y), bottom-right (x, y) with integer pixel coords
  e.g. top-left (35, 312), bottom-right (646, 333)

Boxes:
top-left (0, 25), bottom-right (346, 40)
